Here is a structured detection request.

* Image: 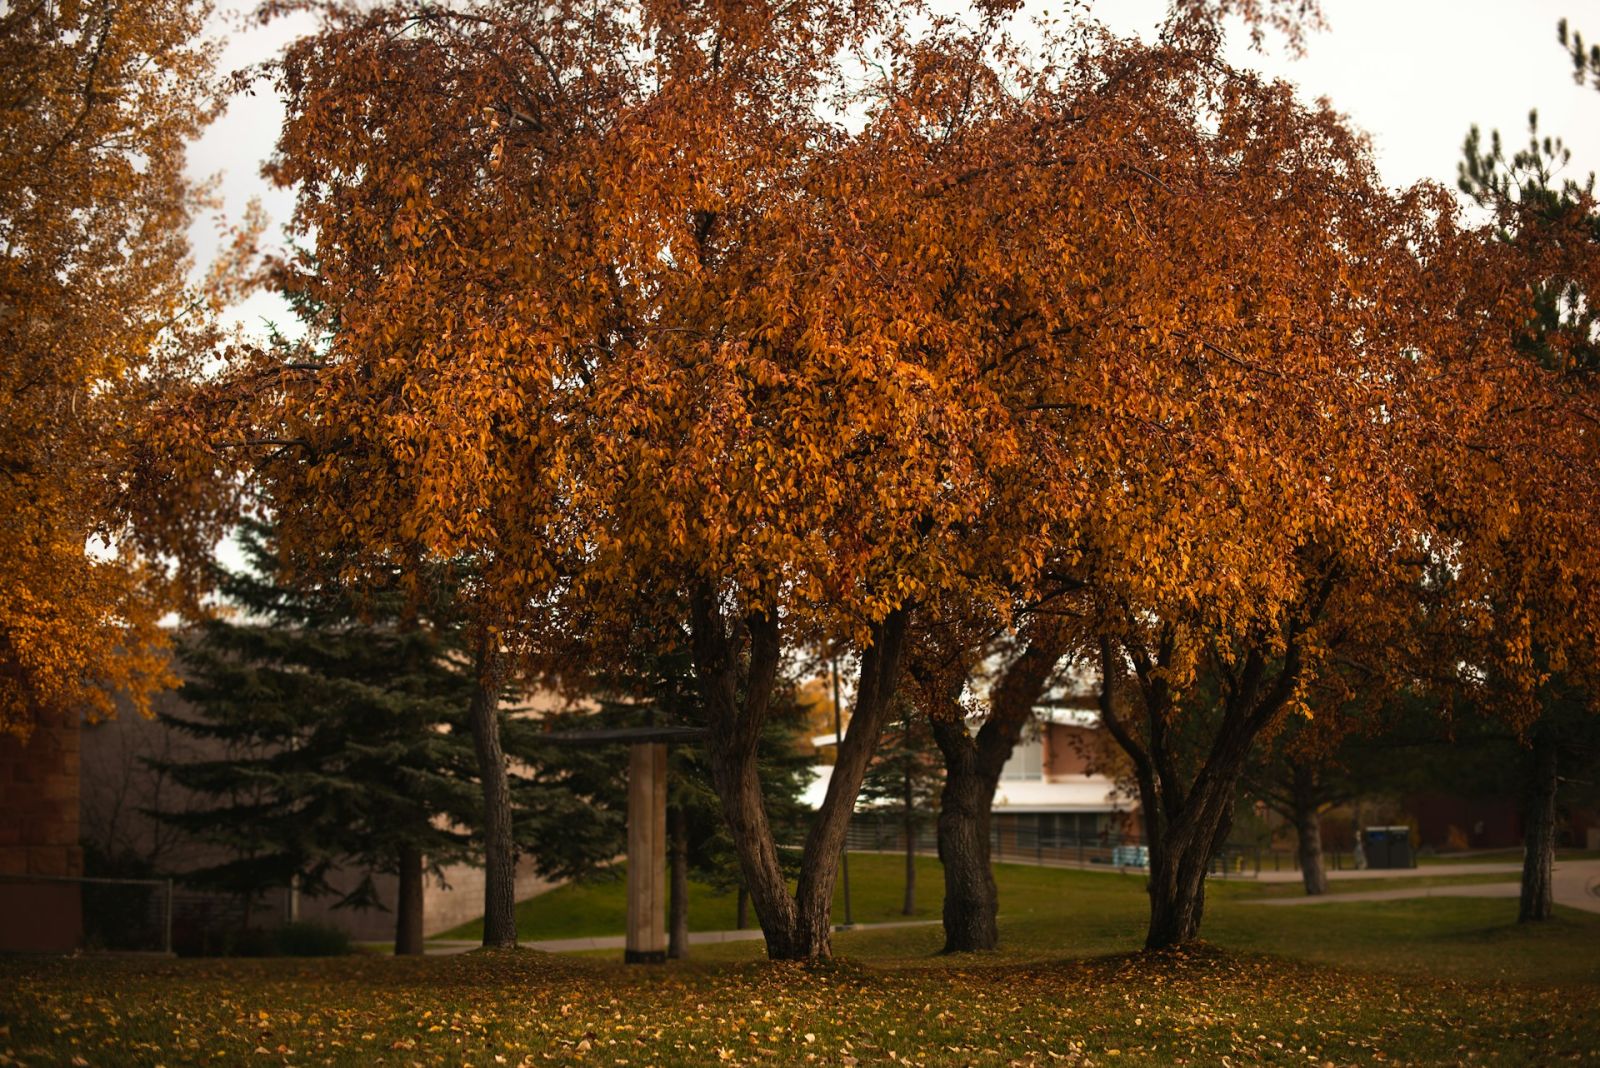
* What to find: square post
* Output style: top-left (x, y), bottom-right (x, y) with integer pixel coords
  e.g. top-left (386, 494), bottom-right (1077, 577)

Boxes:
top-left (625, 742), bottom-right (668, 963)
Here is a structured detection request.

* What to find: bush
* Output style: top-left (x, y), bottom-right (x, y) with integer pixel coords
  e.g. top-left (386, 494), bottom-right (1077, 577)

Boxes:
top-left (270, 921), bottom-right (351, 957)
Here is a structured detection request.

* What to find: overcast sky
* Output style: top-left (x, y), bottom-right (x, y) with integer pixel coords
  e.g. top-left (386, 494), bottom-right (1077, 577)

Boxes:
top-left (187, 0), bottom-right (1600, 334)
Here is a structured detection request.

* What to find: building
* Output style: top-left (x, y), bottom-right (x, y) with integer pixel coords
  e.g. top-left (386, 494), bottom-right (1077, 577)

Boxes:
top-left (988, 712), bottom-right (1135, 854)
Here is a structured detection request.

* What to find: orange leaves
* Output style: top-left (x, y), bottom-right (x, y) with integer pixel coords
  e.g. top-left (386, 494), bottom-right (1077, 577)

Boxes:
top-left (0, 0), bottom-right (228, 736)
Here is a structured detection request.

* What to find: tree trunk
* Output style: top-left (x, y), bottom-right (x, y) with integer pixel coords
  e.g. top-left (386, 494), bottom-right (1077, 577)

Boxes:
top-left (1142, 780), bottom-right (1238, 949)
top-left (932, 721), bottom-right (999, 952)
top-left (924, 640), bottom-right (1064, 953)
top-left (1291, 763), bottom-right (1328, 896)
top-left (467, 629), bottom-right (516, 948)
top-left (691, 588), bottom-right (911, 960)
top-left (668, 805), bottom-right (689, 958)
top-left (736, 884), bottom-right (749, 930)
top-left (1519, 725), bottom-right (1558, 923)
top-left (395, 843), bottom-right (425, 955)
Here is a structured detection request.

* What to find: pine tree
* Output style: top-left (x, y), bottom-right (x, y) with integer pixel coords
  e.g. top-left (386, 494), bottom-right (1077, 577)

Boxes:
top-left (859, 694), bottom-right (943, 915)
top-left (152, 520), bottom-right (481, 954)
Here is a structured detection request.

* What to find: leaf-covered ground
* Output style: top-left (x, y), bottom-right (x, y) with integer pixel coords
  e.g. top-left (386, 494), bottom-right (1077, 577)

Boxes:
top-left (3, 944), bottom-right (1595, 1067)
top-left (4, 857), bottom-right (1597, 1066)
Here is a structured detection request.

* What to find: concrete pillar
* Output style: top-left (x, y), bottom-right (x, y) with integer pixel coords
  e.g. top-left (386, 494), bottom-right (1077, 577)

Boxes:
top-left (625, 742), bottom-right (667, 963)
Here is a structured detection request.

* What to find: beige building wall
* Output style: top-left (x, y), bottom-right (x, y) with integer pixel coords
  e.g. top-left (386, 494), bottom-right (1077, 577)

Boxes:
top-left (79, 690), bottom-right (563, 944)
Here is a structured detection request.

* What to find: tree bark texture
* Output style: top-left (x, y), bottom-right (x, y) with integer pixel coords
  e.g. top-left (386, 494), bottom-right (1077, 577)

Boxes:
top-left (668, 804), bottom-right (690, 958)
top-left (394, 843), bottom-right (425, 955)
top-left (467, 629), bottom-right (517, 948)
top-left (1519, 725), bottom-right (1558, 923)
top-left (926, 641), bottom-right (1064, 952)
top-left (736, 884), bottom-right (749, 930)
top-left (691, 584), bottom-right (911, 959)
top-left (1291, 762), bottom-right (1329, 896)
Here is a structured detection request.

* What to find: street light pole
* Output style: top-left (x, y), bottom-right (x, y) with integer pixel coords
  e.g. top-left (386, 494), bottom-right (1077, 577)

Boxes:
top-left (832, 654), bottom-right (854, 929)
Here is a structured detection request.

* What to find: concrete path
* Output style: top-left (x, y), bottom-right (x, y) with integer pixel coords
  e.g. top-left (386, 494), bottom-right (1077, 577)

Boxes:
top-left (1250, 858), bottom-right (1600, 914)
top-left (1254, 862), bottom-right (1521, 884)
top-left (420, 918), bottom-right (943, 956)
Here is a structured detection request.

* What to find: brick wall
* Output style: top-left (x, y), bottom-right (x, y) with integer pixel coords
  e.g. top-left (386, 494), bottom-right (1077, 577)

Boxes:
top-left (0, 707), bottom-right (83, 877)
top-left (0, 707), bottom-right (84, 951)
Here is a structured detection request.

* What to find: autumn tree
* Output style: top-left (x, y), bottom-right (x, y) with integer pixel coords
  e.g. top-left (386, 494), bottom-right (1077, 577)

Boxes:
top-left (186, 0), bottom-right (1070, 961)
top-left (0, 0), bottom-right (239, 738)
top-left (193, 0), bottom-right (1381, 961)
top-left (1455, 81), bottom-right (1600, 921)
top-left (965, 16), bottom-right (1572, 948)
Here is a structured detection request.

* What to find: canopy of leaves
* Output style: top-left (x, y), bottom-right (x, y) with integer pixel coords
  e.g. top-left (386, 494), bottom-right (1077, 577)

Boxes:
top-left (0, 0), bottom-right (240, 737)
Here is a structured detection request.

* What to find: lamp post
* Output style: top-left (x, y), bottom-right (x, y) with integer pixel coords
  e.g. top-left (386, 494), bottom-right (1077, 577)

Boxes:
top-left (831, 655), bottom-right (854, 929)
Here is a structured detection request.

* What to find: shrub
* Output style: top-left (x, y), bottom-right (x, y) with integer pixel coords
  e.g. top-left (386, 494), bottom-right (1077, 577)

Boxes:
top-left (270, 921), bottom-right (351, 957)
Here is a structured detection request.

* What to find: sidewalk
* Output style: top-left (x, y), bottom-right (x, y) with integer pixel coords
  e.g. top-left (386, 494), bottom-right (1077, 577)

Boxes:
top-left (1249, 858), bottom-right (1600, 913)
top-left (1254, 862), bottom-right (1521, 884)
top-left (420, 918), bottom-right (942, 956)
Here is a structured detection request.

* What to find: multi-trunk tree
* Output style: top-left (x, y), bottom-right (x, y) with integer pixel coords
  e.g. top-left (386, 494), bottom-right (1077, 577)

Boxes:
top-left (968, 15), bottom-right (1584, 948)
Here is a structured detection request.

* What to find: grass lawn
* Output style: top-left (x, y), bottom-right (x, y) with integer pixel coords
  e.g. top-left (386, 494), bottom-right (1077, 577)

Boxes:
top-left (435, 854), bottom-right (1528, 944)
top-left (4, 855), bottom-right (1597, 1066)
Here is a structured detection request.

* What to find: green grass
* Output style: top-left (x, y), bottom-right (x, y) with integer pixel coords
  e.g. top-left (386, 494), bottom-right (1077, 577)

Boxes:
top-left (5, 855), bottom-right (1598, 1066)
top-left (436, 853), bottom-right (1529, 944)
top-left (437, 853), bottom-right (955, 942)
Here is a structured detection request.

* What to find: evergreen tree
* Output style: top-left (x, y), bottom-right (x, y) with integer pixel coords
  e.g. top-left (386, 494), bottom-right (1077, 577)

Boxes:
top-left (858, 693), bottom-right (943, 915)
top-left (152, 520), bottom-right (481, 954)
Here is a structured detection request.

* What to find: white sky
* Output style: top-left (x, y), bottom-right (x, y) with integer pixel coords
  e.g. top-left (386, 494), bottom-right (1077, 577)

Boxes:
top-left (186, 0), bottom-right (1600, 332)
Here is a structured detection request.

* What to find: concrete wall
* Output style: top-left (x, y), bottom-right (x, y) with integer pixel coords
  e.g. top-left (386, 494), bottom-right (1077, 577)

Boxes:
top-left (295, 855), bottom-right (558, 941)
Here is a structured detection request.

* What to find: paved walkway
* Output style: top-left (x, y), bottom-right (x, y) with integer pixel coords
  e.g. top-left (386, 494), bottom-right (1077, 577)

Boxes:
top-left (420, 918), bottom-right (942, 956)
top-left (1250, 858), bottom-right (1600, 914)
top-left (1254, 862), bottom-right (1521, 884)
